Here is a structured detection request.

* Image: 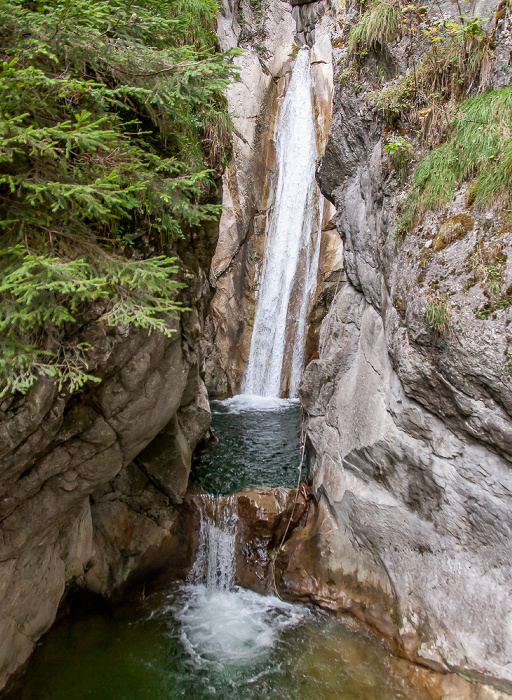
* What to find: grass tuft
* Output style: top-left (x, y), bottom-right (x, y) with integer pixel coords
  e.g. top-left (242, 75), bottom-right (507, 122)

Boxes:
top-left (348, 0), bottom-right (402, 56)
top-left (401, 87), bottom-right (512, 227)
top-left (426, 294), bottom-right (451, 333)
top-left (368, 34), bottom-right (495, 145)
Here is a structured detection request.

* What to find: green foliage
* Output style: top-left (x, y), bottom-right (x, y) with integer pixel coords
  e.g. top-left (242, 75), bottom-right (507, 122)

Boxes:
top-left (348, 0), bottom-right (402, 56)
top-left (383, 135), bottom-right (412, 154)
top-left (368, 15), bottom-right (495, 145)
top-left (426, 294), bottom-right (451, 333)
top-left (0, 0), bottom-right (239, 396)
top-left (401, 87), bottom-right (512, 226)
top-left (384, 135), bottom-right (412, 182)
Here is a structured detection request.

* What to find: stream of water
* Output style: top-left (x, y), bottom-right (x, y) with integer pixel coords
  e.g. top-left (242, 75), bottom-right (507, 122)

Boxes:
top-left (243, 48), bottom-right (322, 398)
top-left (9, 470), bottom-right (433, 700)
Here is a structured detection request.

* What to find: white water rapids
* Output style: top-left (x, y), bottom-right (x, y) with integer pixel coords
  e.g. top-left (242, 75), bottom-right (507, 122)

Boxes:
top-left (178, 495), bottom-right (307, 671)
top-left (243, 48), bottom-right (322, 398)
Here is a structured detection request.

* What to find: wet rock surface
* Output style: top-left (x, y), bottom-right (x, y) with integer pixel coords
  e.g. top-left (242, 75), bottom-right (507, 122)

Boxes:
top-left (204, 0), bottom-right (336, 396)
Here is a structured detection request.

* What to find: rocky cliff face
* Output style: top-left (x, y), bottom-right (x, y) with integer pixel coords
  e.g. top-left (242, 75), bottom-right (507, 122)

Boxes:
top-left (286, 0), bottom-right (512, 694)
top-left (0, 249), bottom-right (213, 690)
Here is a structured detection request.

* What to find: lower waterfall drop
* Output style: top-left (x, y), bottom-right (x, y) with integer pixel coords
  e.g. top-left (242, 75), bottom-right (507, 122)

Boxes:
top-left (189, 495), bottom-right (238, 591)
top-left (243, 48), bottom-right (322, 398)
top-left (177, 494), bottom-right (306, 670)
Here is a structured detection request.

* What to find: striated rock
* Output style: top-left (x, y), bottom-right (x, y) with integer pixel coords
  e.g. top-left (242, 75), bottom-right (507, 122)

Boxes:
top-left (0, 267), bottom-right (213, 691)
top-left (297, 0), bottom-right (512, 693)
top-left (205, 0), bottom-right (336, 396)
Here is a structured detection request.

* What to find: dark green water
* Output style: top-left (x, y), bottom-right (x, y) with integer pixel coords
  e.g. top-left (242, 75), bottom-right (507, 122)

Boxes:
top-left (7, 397), bottom-right (434, 700)
top-left (190, 396), bottom-right (304, 495)
top-left (7, 586), bottom-right (431, 700)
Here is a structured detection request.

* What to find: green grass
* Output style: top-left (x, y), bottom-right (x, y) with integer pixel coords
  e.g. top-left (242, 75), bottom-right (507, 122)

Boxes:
top-left (426, 295), bottom-right (451, 334)
top-left (348, 0), bottom-right (402, 56)
top-left (368, 34), bottom-right (495, 145)
top-left (401, 87), bottom-right (512, 228)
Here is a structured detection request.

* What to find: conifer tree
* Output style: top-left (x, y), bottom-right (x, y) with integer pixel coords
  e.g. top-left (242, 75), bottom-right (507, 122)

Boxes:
top-left (0, 0), bottom-right (239, 396)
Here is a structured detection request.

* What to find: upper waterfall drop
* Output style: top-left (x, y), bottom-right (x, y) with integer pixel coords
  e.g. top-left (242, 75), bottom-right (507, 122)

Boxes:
top-left (243, 48), bottom-right (322, 399)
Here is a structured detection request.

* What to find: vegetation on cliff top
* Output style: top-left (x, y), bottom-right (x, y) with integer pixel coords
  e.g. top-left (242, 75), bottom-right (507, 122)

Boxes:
top-left (344, 0), bottom-right (511, 238)
top-left (0, 0), bottom-right (239, 397)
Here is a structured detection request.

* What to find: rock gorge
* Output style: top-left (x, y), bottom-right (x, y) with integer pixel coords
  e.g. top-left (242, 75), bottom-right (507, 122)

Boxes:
top-left (1, 0), bottom-right (512, 697)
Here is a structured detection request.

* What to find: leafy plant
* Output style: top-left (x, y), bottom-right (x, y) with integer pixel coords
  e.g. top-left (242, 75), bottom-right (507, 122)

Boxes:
top-left (0, 0), bottom-right (240, 396)
top-left (384, 135), bottom-right (412, 154)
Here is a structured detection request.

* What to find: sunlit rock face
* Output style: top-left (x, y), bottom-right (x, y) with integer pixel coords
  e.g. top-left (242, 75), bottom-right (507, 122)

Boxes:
top-left (288, 0), bottom-right (512, 694)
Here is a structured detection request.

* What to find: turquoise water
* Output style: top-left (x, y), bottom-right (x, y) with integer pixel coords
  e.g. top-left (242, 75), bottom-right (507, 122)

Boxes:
top-left (190, 396), bottom-right (305, 495)
top-left (7, 586), bottom-right (432, 700)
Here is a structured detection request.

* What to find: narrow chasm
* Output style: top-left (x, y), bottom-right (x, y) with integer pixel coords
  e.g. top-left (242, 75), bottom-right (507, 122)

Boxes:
top-left (2, 0), bottom-right (512, 698)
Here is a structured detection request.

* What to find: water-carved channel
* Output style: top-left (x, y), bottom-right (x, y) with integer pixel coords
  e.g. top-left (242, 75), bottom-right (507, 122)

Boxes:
top-left (9, 398), bottom-right (436, 700)
top-left (7, 49), bottom-right (438, 700)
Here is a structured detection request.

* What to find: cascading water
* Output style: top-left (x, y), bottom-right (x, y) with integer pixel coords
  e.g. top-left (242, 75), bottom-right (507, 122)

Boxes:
top-left (243, 48), bottom-right (322, 398)
top-left (189, 495), bottom-right (238, 591)
top-left (177, 494), bottom-right (306, 672)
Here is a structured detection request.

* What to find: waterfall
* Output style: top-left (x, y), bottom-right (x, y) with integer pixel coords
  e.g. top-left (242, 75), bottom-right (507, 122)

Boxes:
top-left (243, 48), bottom-right (322, 398)
top-left (180, 493), bottom-right (307, 672)
top-left (189, 495), bottom-right (238, 591)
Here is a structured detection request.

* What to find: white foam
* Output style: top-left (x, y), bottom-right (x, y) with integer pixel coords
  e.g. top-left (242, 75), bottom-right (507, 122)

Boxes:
top-left (216, 394), bottom-right (299, 414)
top-left (174, 584), bottom-right (308, 670)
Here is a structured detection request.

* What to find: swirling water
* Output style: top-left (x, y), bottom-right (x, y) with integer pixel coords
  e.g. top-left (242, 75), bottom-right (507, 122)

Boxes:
top-left (9, 584), bottom-right (432, 700)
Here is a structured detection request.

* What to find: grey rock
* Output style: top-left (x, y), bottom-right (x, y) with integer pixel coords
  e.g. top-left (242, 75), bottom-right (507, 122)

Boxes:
top-left (0, 267), bottom-right (213, 690)
top-left (299, 0), bottom-right (512, 692)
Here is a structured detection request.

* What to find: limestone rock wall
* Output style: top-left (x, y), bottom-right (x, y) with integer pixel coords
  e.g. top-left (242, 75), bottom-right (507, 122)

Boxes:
top-left (289, 0), bottom-right (512, 694)
top-left (0, 263), bottom-right (213, 691)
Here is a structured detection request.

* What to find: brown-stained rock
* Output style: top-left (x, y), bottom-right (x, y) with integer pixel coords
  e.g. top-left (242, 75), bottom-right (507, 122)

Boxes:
top-left (234, 487), bottom-right (306, 594)
top-left (85, 470), bottom-right (197, 600)
top-left (432, 214), bottom-right (474, 252)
